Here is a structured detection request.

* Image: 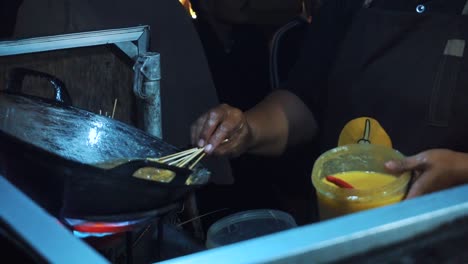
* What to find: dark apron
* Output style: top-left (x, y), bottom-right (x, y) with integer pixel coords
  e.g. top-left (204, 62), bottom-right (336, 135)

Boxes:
top-left (319, 0), bottom-right (468, 156)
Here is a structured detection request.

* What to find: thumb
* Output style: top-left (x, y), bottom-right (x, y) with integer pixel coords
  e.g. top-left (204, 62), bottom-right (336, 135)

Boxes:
top-left (384, 155), bottom-right (425, 174)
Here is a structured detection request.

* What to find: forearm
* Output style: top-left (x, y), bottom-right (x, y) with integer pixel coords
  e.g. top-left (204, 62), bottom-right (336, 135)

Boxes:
top-left (245, 89), bottom-right (318, 155)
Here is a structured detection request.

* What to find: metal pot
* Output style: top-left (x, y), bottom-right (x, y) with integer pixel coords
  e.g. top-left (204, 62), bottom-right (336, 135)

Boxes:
top-left (0, 68), bottom-right (210, 221)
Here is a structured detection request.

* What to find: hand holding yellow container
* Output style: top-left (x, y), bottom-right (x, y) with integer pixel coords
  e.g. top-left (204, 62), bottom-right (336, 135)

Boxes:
top-left (311, 144), bottom-right (411, 220)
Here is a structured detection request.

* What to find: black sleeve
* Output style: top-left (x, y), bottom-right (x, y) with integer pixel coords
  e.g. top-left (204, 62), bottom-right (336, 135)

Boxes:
top-left (285, 0), bottom-right (364, 114)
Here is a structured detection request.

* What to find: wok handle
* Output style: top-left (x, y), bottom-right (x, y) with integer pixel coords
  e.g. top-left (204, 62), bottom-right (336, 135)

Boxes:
top-left (6, 67), bottom-right (72, 105)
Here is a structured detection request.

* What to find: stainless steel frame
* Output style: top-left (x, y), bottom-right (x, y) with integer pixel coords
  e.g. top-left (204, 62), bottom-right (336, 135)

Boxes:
top-left (0, 26), bottom-right (149, 59)
top-left (0, 25), bottom-right (163, 139)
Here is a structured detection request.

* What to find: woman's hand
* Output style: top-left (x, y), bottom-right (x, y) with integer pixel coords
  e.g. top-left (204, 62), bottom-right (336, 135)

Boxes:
top-left (385, 149), bottom-right (468, 199)
top-left (190, 103), bottom-right (253, 157)
top-left (191, 90), bottom-right (318, 157)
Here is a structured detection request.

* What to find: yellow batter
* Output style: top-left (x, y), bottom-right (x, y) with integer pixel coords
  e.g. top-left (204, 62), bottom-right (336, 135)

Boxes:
top-left (317, 171), bottom-right (406, 220)
top-left (323, 171), bottom-right (397, 189)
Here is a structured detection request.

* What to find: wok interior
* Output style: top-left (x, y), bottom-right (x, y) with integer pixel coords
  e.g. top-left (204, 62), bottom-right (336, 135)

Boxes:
top-left (93, 158), bottom-right (210, 185)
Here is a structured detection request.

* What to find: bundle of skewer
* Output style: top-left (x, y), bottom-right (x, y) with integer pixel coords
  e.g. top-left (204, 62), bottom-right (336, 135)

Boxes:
top-left (149, 147), bottom-right (206, 170)
top-left (99, 98), bottom-right (118, 119)
top-left (150, 139), bottom-right (228, 170)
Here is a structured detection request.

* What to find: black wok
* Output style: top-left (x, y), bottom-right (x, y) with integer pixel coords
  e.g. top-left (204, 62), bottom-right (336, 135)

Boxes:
top-left (0, 68), bottom-right (210, 221)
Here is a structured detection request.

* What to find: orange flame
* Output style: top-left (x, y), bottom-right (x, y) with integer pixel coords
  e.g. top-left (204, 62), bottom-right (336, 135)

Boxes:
top-left (179, 0), bottom-right (197, 19)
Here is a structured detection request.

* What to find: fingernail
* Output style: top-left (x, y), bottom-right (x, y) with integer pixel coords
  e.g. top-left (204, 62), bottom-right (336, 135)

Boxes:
top-left (385, 161), bottom-right (396, 169)
top-left (204, 144), bottom-right (213, 153)
top-left (198, 139), bottom-right (205, 147)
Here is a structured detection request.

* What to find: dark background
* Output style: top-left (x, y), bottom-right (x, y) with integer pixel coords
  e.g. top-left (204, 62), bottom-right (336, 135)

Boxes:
top-left (0, 0), bottom-right (318, 232)
top-left (0, 0), bottom-right (23, 39)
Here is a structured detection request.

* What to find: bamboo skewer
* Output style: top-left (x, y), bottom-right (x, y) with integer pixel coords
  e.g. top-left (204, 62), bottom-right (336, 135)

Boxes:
top-left (149, 139), bottom-right (228, 170)
top-left (168, 148), bottom-right (203, 167)
top-left (152, 146), bottom-right (206, 170)
top-left (188, 152), bottom-right (206, 170)
top-left (98, 98), bottom-right (118, 119)
top-left (111, 98), bottom-right (118, 119)
top-left (177, 148), bottom-right (205, 168)
top-left (157, 147), bottom-right (199, 163)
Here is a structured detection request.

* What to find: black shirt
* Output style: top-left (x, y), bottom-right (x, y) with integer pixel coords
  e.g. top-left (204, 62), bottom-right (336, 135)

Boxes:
top-left (287, 0), bottom-right (467, 110)
top-left (286, 0), bottom-right (468, 151)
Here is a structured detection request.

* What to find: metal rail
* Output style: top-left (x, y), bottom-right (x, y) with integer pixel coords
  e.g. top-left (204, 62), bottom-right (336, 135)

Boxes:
top-left (157, 184), bottom-right (468, 264)
top-left (0, 175), bottom-right (110, 264)
top-left (0, 25), bottom-right (163, 139)
top-left (0, 26), bottom-right (149, 58)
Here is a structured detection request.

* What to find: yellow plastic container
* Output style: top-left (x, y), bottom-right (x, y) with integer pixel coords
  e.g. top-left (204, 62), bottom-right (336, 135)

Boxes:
top-left (311, 144), bottom-right (411, 220)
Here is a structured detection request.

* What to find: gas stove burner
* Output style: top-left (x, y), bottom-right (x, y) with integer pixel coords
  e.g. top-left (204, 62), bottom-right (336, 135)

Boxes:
top-left (61, 205), bottom-right (181, 238)
top-left (64, 217), bottom-right (152, 238)
top-left (62, 215), bottom-right (161, 264)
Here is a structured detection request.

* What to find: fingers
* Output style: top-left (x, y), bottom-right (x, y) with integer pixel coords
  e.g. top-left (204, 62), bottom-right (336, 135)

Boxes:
top-left (191, 113), bottom-right (209, 146)
top-left (401, 150), bottom-right (459, 199)
top-left (191, 104), bottom-right (230, 147)
top-left (190, 104), bottom-right (246, 155)
top-left (405, 175), bottom-right (426, 199)
top-left (198, 109), bottom-right (228, 147)
top-left (205, 109), bottom-right (245, 154)
top-left (383, 149), bottom-right (466, 199)
top-left (405, 171), bottom-right (443, 199)
top-left (383, 153), bottom-right (429, 199)
top-left (212, 124), bottom-right (246, 157)
top-left (385, 153), bottom-right (428, 174)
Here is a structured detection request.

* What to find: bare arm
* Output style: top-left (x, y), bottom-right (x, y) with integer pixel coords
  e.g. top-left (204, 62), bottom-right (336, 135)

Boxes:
top-left (246, 89), bottom-right (318, 155)
top-left (191, 89), bottom-right (318, 157)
